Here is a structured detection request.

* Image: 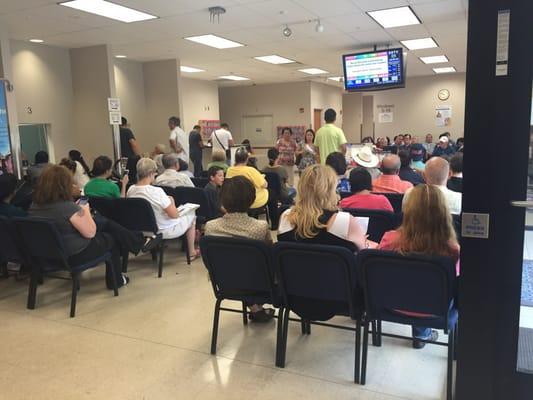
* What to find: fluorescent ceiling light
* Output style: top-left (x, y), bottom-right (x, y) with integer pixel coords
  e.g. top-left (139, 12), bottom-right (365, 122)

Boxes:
top-left (328, 76), bottom-right (343, 82)
top-left (180, 66), bottom-right (205, 73)
top-left (254, 55), bottom-right (295, 64)
top-left (115, 55), bottom-right (127, 58)
top-left (367, 6), bottom-right (421, 28)
top-left (299, 68), bottom-right (328, 75)
top-left (185, 34), bottom-right (244, 49)
top-left (419, 55), bottom-right (449, 64)
top-left (400, 37), bottom-right (438, 50)
top-left (29, 39), bottom-right (44, 43)
top-left (219, 75), bottom-right (249, 81)
top-left (433, 67), bottom-right (456, 74)
top-left (59, 0), bottom-right (158, 23)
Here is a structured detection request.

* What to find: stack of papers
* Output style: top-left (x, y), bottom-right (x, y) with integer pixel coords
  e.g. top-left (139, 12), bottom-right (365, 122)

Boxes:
top-left (178, 203), bottom-right (200, 216)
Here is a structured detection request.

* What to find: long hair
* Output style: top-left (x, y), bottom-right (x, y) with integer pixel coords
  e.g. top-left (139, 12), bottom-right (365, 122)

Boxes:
top-left (33, 165), bottom-right (73, 205)
top-left (395, 184), bottom-right (458, 257)
top-left (287, 164), bottom-right (339, 238)
top-left (69, 150), bottom-right (91, 177)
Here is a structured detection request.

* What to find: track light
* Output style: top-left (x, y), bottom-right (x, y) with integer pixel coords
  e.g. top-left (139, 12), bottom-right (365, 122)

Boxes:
top-left (282, 25), bottom-right (292, 37)
top-left (315, 19), bottom-right (324, 33)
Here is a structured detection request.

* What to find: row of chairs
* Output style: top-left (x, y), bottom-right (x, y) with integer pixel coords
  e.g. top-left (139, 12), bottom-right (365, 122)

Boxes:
top-left (200, 236), bottom-right (458, 400)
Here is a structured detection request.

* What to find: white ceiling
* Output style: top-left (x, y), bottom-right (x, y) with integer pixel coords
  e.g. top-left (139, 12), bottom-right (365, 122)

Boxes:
top-left (0, 0), bottom-right (468, 86)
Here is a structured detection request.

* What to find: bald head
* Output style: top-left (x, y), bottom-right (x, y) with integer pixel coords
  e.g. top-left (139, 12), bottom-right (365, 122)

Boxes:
top-left (424, 157), bottom-right (450, 186)
top-left (381, 154), bottom-right (401, 175)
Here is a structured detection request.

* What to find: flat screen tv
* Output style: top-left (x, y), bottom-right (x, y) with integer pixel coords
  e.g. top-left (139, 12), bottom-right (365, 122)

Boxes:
top-left (342, 48), bottom-right (405, 91)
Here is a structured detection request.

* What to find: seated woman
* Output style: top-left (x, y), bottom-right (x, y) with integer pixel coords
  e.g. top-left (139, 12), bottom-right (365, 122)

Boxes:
top-left (127, 158), bottom-right (198, 260)
top-left (278, 164), bottom-right (370, 252)
top-left (339, 168), bottom-right (393, 212)
top-left (207, 150), bottom-right (228, 173)
top-left (378, 184), bottom-right (460, 349)
top-left (29, 165), bottom-right (131, 289)
top-left (84, 156), bottom-right (128, 199)
top-left (0, 174), bottom-right (27, 217)
top-left (59, 158), bottom-right (82, 198)
top-left (205, 176), bottom-right (273, 322)
top-left (68, 150), bottom-right (91, 189)
top-left (226, 147), bottom-right (269, 210)
top-left (325, 152), bottom-right (350, 194)
top-left (263, 148), bottom-right (296, 204)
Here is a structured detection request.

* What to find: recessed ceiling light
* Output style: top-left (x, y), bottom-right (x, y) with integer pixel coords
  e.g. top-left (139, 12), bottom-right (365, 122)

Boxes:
top-left (299, 68), bottom-right (328, 75)
top-left (59, 0), bottom-right (158, 23)
top-left (29, 39), bottom-right (44, 43)
top-left (219, 75), bottom-right (249, 81)
top-left (185, 34), bottom-right (244, 49)
top-left (115, 55), bottom-right (127, 58)
top-left (180, 66), bottom-right (205, 73)
top-left (419, 55), bottom-right (449, 64)
top-left (433, 67), bottom-right (456, 74)
top-left (254, 55), bottom-right (295, 64)
top-left (328, 77), bottom-right (343, 82)
top-left (400, 37), bottom-right (438, 50)
top-left (367, 6), bottom-right (421, 29)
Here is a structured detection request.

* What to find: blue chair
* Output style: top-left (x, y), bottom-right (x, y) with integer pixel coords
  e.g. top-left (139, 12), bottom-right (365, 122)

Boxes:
top-left (200, 236), bottom-right (283, 361)
top-left (89, 197), bottom-right (180, 277)
top-left (13, 217), bottom-right (118, 318)
top-left (273, 242), bottom-right (364, 383)
top-left (357, 249), bottom-right (458, 400)
top-left (342, 208), bottom-right (399, 243)
top-left (0, 216), bottom-right (27, 278)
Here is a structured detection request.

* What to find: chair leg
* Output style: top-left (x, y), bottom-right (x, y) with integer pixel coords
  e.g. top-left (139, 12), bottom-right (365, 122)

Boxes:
top-left (361, 322), bottom-right (369, 385)
top-left (26, 268), bottom-right (39, 310)
top-left (279, 308), bottom-right (290, 368)
top-left (242, 301), bottom-right (248, 325)
top-left (107, 258), bottom-right (119, 297)
top-left (70, 273), bottom-right (79, 318)
top-left (306, 320), bottom-right (311, 335)
top-left (453, 322), bottom-right (459, 361)
top-left (300, 319), bottom-right (306, 335)
top-left (355, 319), bottom-right (362, 384)
top-left (447, 326), bottom-right (455, 400)
top-left (377, 320), bottom-right (382, 346)
top-left (184, 236), bottom-right (191, 265)
top-left (371, 320), bottom-right (378, 346)
top-left (158, 244), bottom-right (165, 278)
top-left (275, 308), bottom-right (285, 367)
top-left (1, 262), bottom-right (8, 279)
top-left (210, 298), bottom-right (222, 355)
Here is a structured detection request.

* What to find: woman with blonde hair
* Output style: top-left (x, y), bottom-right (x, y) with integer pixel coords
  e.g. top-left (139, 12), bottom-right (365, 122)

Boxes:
top-left (378, 183), bottom-right (460, 348)
top-left (278, 164), bottom-right (370, 251)
top-left (207, 149), bottom-right (228, 173)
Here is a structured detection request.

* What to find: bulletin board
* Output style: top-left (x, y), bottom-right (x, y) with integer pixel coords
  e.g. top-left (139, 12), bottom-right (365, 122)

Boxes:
top-left (198, 119), bottom-right (220, 140)
top-left (276, 125), bottom-right (306, 144)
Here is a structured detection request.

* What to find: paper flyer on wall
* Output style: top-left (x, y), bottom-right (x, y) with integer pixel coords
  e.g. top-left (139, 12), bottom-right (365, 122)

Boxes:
top-left (435, 105), bottom-right (452, 127)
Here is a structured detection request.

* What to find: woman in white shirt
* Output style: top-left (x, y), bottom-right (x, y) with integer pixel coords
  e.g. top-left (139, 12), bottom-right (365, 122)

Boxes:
top-left (68, 150), bottom-right (91, 189)
top-left (127, 158), bottom-right (198, 260)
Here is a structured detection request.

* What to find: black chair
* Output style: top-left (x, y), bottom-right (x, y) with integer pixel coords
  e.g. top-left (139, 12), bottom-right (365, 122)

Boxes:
top-left (373, 192), bottom-right (404, 213)
top-left (273, 242), bottom-right (363, 383)
top-left (166, 186), bottom-right (213, 223)
top-left (342, 208), bottom-right (399, 243)
top-left (90, 197), bottom-right (184, 277)
top-left (0, 216), bottom-right (26, 278)
top-left (13, 217), bottom-right (118, 317)
top-left (191, 177), bottom-right (209, 188)
top-left (200, 236), bottom-right (283, 361)
top-left (452, 213), bottom-right (462, 245)
top-left (357, 249), bottom-right (458, 400)
top-left (264, 172), bottom-right (281, 200)
top-left (339, 191), bottom-right (352, 199)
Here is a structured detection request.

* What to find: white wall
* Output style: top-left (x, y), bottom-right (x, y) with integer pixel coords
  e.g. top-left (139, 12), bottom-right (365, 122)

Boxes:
top-left (10, 40), bottom-right (74, 162)
top-left (343, 73), bottom-right (466, 141)
top-left (310, 81), bottom-right (343, 128)
top-left (219, 81), bottom-right (311, 144)
top-left (180, 77), bottom-right (220, 133)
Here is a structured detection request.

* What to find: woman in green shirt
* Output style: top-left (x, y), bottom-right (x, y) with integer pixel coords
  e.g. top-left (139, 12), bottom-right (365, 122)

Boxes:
top-left (84, 156), bottom-right (128, 198)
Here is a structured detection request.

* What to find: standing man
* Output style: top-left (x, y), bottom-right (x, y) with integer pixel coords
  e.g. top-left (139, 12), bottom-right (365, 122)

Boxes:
top-left (210, 123), bottom-right (234, 164)
top-left (168, 116), bottom-right (189, 164)
top-left (189, 124), bottom-right (204, 177)
top-left (119, 117), bottom-right (141, 159)
top-left (314, 108), bottom-right (347, 164)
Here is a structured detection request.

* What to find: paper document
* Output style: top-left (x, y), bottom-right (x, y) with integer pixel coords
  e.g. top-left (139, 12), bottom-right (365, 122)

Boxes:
top-left (178, 203), bottom-right (200, 216)
top-left (355, 217), bottom-right (369, 235)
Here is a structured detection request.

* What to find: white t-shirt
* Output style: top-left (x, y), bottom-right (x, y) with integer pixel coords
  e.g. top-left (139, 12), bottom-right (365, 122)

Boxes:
top-left (73, 161), bottom-right (89, 188)
top-left (210, 128), bottom-right (233, 152)
top-left (127, 184), bottom-right (176, 231)
top-left (169, 126), bottom-right (189, 163)
top-left (403, 185), bottom-right (462, 215)
top-left (154, 169), bottom-right (194, 188)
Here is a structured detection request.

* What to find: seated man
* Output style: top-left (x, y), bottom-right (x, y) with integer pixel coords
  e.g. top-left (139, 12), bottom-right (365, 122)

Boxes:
top-left (372, 154), bottom-right (414, 194)
top-left (204, 166), bottom-right (224, 218)
top-left (398, 150), bottom-right (424, 186)
top-left (154, 153), bottom-right (194, 188)
top-left (84, 156), bottom-right (128, 198)
top-left (0, 174), bottom-right (27, 217)
top-left (325, 151), bottom-right (350, 194)
top-left (447, 153), bottom-right (463, 193)
top-left (339, 168), bottom-right (393, 212)
top-left (263, 148), bottom-right (296, 204)
top-left (27, 151), bottom-right (50, 186)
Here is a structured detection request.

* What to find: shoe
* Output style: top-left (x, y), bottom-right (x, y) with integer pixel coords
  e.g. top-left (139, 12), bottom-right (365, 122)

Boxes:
top-left (122, 275), bottom-right (130, 286)
top-left (413, 330), bottom-right (438, 349)
top-left (142, 234), bottom-right (162, 253)
top-left (249, 308), bottom-right (275, 323)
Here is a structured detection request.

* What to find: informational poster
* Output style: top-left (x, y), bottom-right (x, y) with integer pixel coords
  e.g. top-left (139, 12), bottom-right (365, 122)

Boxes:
top-left (0, 82), bottom-right (11, 157)
top-left (435, 105), bottom-right (452, 127)
top-left (495, 10), bottom-right (510, 77)
top-left (378, 112), bottom-right (393, 123)
top-left (107, 98), bottom-right (121, 111)
top-left (276, 125), bottom-right (306, 143)
top-left (109, 111), bottom-right (122, 125)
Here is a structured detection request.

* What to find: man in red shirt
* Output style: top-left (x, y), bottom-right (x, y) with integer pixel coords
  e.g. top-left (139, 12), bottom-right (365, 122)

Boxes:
top-left (372, 154), bottom-right (413, 193)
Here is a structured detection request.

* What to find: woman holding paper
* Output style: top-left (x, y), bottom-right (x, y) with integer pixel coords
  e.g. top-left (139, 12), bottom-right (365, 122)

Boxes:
top-left (278, 164), bottom-right (375, 251)
top-left (127, 158), bottom-right (198, 260)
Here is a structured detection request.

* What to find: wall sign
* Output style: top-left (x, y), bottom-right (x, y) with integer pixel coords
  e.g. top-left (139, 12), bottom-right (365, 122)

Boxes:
top-left (108, 98), bottom-right (121, 111)
top-left (495, 10), bottom-right (510, 77)
top-left (462, 213), bottom-right (490, 239)
top-left (109, 111), bottom-right (122, 125)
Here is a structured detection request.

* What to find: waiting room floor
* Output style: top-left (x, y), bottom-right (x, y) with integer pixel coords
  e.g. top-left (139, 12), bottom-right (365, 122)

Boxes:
top-left (0, 242), bottom-right (452, 400)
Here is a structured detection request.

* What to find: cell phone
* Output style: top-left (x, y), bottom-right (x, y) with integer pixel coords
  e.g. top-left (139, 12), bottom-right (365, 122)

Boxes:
top-left (122, 169), bottom-right (130, 178)
top-left (78, 196), bottom-right (89, 206)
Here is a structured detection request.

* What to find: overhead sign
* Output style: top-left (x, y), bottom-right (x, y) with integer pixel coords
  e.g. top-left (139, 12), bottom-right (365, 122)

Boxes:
top-left (462, 213), bottom-right (490, 239)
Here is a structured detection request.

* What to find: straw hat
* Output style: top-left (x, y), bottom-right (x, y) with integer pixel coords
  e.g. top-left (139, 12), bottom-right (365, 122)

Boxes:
top-left (354, 146), bottom-right (379, 168)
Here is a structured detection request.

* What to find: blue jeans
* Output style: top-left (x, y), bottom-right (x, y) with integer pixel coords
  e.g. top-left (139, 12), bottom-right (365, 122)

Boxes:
top-left (412, 326), bottom-right (432, 339)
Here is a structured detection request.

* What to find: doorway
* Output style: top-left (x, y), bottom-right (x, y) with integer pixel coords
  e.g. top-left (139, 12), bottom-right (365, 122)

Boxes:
top-left (313, 109), bottom-right (322, 132)
top-left (19, 124), bottom-right (49, 165)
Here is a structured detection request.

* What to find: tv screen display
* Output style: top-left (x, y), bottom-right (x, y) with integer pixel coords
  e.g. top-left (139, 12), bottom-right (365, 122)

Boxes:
top-left (343, 48), bottom-right (405, 91)
top-left (0, 83), bottom-right (11, 157)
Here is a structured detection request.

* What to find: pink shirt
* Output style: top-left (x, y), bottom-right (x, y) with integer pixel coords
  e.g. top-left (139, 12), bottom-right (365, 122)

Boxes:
top-left (339, 193), bottom-right (394, 212)
top-left (372, 175), bottom-right (413, 194)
